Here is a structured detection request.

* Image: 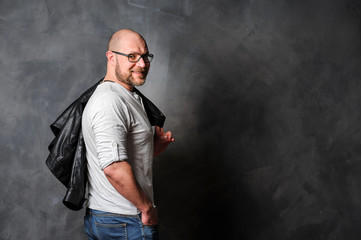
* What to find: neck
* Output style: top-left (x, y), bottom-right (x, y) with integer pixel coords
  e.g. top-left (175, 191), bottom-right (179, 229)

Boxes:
top-left (103, 74), bottom-right (134, 92)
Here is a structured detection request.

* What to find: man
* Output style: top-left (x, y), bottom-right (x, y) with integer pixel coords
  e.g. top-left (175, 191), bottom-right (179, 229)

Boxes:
top-left (82, 29), bottom-right (174, 239)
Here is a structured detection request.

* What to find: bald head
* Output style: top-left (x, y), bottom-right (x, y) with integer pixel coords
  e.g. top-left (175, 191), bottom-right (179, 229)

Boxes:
top-left (107, 29), bottom-right (147, 51)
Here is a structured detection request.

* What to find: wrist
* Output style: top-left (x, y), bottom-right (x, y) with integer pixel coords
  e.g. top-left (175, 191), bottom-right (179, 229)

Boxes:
top-left (139, 202), bottom-right (154, 213)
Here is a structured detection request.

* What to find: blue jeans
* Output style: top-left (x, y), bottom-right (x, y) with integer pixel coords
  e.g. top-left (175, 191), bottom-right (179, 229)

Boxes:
top-left (84, 208), bottom-right (159, 240)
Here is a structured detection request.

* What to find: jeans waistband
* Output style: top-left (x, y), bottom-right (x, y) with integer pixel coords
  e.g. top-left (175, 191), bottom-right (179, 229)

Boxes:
top-left (86, 208), bottom-right (140, 218)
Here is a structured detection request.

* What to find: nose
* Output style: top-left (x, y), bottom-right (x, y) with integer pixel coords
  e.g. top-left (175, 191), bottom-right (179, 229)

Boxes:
top-left (136, 57), bottom-right (146, 68)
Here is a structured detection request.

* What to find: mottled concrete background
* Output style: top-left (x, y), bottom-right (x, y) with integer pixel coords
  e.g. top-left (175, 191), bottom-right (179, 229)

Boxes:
top-left (1, 0), bottom-right (361, 239)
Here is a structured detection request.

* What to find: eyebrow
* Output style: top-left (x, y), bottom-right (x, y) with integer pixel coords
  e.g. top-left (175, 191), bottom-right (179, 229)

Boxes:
top-left (128, 50), bottom-right (149, 55)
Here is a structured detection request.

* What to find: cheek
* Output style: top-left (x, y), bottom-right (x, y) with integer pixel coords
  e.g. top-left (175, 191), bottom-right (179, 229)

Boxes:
top-left (142, 65), bottom-right (150, 73)
top-left (118, 60), bottom-right (134, 71)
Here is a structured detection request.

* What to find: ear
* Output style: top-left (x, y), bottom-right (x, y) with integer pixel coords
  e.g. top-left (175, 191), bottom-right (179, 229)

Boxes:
top-left (106, 51), bottom-right (116, 66)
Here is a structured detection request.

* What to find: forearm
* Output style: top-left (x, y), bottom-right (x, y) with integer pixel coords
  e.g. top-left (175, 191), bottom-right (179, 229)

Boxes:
top-left (104, 161), bottom-right (152, 212)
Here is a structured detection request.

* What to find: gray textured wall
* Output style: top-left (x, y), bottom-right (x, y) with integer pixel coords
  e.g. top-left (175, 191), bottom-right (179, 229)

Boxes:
top-left (1, 0), bottom-right (361, 239)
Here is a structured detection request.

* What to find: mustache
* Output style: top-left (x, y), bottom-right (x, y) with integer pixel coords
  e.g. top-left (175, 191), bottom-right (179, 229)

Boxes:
top-left (131, 67), bottom-right (147, 72)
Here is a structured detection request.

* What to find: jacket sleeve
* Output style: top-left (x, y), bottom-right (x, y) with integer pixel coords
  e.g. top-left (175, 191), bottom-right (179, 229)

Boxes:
top-left (62, 130), bottom-right (88, 211)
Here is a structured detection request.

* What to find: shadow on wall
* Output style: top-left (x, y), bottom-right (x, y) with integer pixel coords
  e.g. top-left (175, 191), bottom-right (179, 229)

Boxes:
top-left (152, 28), bottom-right (283, 238)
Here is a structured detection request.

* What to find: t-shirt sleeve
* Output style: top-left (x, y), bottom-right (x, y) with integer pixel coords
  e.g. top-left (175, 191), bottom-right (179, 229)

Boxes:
top-left (91, 94), bottom-right (131, 170)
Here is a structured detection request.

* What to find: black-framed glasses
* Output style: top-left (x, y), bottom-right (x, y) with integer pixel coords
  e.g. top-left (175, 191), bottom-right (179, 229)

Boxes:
top-left (111, 51), bottom-right (154, 63)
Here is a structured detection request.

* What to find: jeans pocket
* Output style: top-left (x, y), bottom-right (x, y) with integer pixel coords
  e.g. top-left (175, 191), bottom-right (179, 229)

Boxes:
top-left (143, 225), bottom-right (159, 240)
top-left (95, 222), bottom-right (127, 240)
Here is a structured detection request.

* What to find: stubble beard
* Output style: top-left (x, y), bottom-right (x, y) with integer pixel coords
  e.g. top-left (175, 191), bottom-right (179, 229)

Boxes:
top-left (115, 61), bottom-right (147, 87)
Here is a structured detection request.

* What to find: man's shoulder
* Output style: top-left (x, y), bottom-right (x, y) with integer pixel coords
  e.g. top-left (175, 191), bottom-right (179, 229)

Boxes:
top-left (84, 83), bottom-right (130, 117)
top-left (90, 83), bottom-right (127, 104)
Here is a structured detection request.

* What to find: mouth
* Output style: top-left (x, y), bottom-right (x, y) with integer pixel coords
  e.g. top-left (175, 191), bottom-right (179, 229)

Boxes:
top-left (131, 69), bottom-right (147, 78)
top-left (131, 71), bottom-right (145, 75)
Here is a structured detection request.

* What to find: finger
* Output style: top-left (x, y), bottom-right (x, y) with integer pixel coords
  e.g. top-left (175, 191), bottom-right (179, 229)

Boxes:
top-left (165, 131), bottom-right (174, 141)
top-left (155, 126), bottom-right (163, 135)
top-left (166, 136), bottom-right (175, 142)
top-left (155, 126), bottom-right (160, 133)
top-left (165, 131), bottom-right (172, 138)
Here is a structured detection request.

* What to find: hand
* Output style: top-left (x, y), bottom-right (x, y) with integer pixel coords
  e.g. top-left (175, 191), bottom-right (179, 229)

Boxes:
top-left (141, 205), bottom-right (159, 226)
top-left (154, 126), bottom-right (175, 157)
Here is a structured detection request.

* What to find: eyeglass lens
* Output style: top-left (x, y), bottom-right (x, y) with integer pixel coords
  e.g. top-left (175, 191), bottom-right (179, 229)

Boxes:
top-left (128, 54), bottom-right (153, 63)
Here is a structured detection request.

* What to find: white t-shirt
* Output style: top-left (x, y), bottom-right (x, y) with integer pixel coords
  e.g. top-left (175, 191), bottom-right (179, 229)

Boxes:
top-left (82, 81), bottom-right (154, 215)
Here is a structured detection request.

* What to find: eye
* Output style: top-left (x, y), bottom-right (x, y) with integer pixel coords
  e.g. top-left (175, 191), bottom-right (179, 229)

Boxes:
top-left (128, 54), bottom-right (137, 60)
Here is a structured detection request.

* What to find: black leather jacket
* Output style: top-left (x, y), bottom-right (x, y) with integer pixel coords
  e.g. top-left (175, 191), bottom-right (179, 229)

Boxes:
top-left (46, 79), bottom-right (165, 210)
